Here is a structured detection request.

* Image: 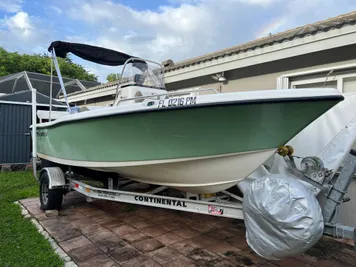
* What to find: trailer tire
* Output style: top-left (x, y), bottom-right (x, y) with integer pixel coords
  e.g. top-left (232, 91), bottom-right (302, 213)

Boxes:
top-left (39, 172), bottom-right (63, 210)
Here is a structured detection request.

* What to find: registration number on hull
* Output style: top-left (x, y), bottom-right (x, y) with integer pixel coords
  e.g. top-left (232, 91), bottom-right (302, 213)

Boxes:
top-left (158, 96), bottom-right (197, 108)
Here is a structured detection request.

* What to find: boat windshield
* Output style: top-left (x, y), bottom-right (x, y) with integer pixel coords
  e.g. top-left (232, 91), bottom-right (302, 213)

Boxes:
top-left (118, 59), bottom-right (165, 90)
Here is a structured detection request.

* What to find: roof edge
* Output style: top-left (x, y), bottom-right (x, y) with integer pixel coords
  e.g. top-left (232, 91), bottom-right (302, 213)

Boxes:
top-left (164, 11), bottom-right (356, 72)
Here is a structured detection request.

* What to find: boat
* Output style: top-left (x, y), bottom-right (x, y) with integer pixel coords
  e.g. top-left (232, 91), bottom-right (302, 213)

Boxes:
top-left (34, 41), bottom-right (344, 194)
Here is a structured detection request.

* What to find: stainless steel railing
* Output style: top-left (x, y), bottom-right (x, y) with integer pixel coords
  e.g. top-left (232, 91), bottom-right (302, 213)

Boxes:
top-left (113, 88), bottom-right (219, 106)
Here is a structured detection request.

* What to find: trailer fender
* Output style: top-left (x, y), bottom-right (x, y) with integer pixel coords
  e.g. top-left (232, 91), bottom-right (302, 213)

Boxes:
top-left (40, 167), bottom-right (66, 189)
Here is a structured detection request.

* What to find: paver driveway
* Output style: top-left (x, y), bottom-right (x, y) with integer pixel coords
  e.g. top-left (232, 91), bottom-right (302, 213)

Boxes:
top-left (20, 192), bottom-right (356, 267)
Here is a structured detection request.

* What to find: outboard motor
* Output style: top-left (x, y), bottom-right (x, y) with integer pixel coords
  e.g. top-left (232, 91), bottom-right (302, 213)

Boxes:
top-left (242, 174), bottom-right (324, 260)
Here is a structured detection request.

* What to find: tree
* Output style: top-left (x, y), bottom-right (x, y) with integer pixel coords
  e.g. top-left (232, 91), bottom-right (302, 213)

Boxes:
top-left (106, 73), bottom-right (122, 82)
top-left (0, 47), bottom-right (98, 81)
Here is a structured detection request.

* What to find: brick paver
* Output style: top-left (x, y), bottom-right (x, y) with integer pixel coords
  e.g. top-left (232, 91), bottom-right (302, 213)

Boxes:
top-left (111, 224), bottom-right (137, 236)
top-left (100, 219), bottom-right (124, 229)
top-left (141, 226), bottom-right (169, 237)
top-left (21, 191), bottom-right (356, 267)
top-left (132, 238), bottom-right (164, 253)
top-left (162, 255), bottom-right (196, 267)
top-left (155, 232), bottom-right (184, 247)
top-left (147, 247), bottom-right (181, 265)
top-left (78, 254), bottom-right (118, 267)
top-left (130, 220), bottom-right (154, 229)
top-left (122, 231), bottom-right (150, 243)
top-left (68, 243), bottom-right (104, 264)
top-left (87, 227), bottom-right (114, 242)
top-left (172, 226), bottom-right (200, 239)
top-left (120, 255), bottom-right (161, 267)
top-left (110, 245), bottom-right (142, 264)
top-left (273, 257), bottom-right (310, 267)
top-left (59, 235), bottom-right (92, 252)
top-left (95, 235), bottom-right (127, 254)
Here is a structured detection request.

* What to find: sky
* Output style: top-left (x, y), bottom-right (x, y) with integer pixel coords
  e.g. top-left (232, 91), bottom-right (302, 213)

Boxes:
top-left (0, 0), bottom-right (355, 82)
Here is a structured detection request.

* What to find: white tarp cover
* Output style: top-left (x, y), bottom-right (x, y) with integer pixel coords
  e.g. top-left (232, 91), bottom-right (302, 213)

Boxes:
top-left (243, 174), bottom-right (324, 260)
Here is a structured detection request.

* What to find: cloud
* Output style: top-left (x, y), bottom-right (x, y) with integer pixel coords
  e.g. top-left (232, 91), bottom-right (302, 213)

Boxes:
top-left (1, 0), bottom-right (356, 83)
top-left (49, 6), bottom-right (63, 15)
top-left (0, 0), bottom-right (23, 13)
top-left (170, 0), bottom-right (281, 5)
top-left (4, 11), bottom-right (33, 36)
top-left (254, 0), bottom-right (356, 39)
top-left (63, 0), bottom-right (265, 66)
top-left (234, 0), bottom-right (282, 6)
top-left (67, 1), bottom-right (119, 23)
top-left (52, 0), bottom-right (355, 82)
top-left (0, 12), bottom-right (51, 53)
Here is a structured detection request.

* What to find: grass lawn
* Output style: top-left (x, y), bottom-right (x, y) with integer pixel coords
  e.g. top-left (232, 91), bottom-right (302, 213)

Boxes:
top-left (0, 171), bottom-right (63, 267)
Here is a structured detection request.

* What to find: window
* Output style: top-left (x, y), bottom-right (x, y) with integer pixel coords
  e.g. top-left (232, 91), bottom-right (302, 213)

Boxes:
top-left (290, 74), bottom-right (356, 93)
top-left (343, 76), bottom-right (356, 93)
top-left (292, 80), bottom-right (337, 89)
top-left (277, 64), bottom-right (356, 93)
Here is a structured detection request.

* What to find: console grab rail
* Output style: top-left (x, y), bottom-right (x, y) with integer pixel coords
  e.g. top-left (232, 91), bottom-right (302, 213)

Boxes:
top-left (114, 88), bottom-right (219, 106)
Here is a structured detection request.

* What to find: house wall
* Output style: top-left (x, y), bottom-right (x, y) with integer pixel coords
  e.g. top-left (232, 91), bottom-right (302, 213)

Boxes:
top-left (166, 44), bottom-right (356, 93)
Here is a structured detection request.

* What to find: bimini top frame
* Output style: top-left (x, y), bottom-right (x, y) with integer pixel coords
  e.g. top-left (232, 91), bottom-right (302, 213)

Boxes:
top-left (47, 40), bottom-right (160, 111)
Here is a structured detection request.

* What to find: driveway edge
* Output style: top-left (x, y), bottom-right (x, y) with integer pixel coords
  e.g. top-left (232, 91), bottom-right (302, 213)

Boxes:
top-left (14, 201), bottom-right (78, 267)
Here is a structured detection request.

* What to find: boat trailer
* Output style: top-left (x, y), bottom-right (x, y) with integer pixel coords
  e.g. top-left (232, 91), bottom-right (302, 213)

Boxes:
top-left (36, 166), bottom-right (244, 219)
top-left (33, 146), bottom-right (356, 249)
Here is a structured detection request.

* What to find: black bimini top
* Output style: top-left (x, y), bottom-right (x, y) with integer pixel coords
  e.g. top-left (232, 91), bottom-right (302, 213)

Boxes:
top-left (48, 41), bottom-right (143, 68)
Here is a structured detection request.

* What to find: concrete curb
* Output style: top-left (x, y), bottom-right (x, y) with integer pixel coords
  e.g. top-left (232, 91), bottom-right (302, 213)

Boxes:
top-left (14, 201), bottom-right (78, 267)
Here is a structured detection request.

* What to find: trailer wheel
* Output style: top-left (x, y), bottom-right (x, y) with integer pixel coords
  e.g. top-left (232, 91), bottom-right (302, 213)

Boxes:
top-left (39, 172), bottom-right (63, 210)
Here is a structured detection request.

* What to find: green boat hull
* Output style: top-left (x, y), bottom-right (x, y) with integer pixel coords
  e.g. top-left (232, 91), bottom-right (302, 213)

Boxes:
top-left (36, 98), bottom-right (340, 164)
